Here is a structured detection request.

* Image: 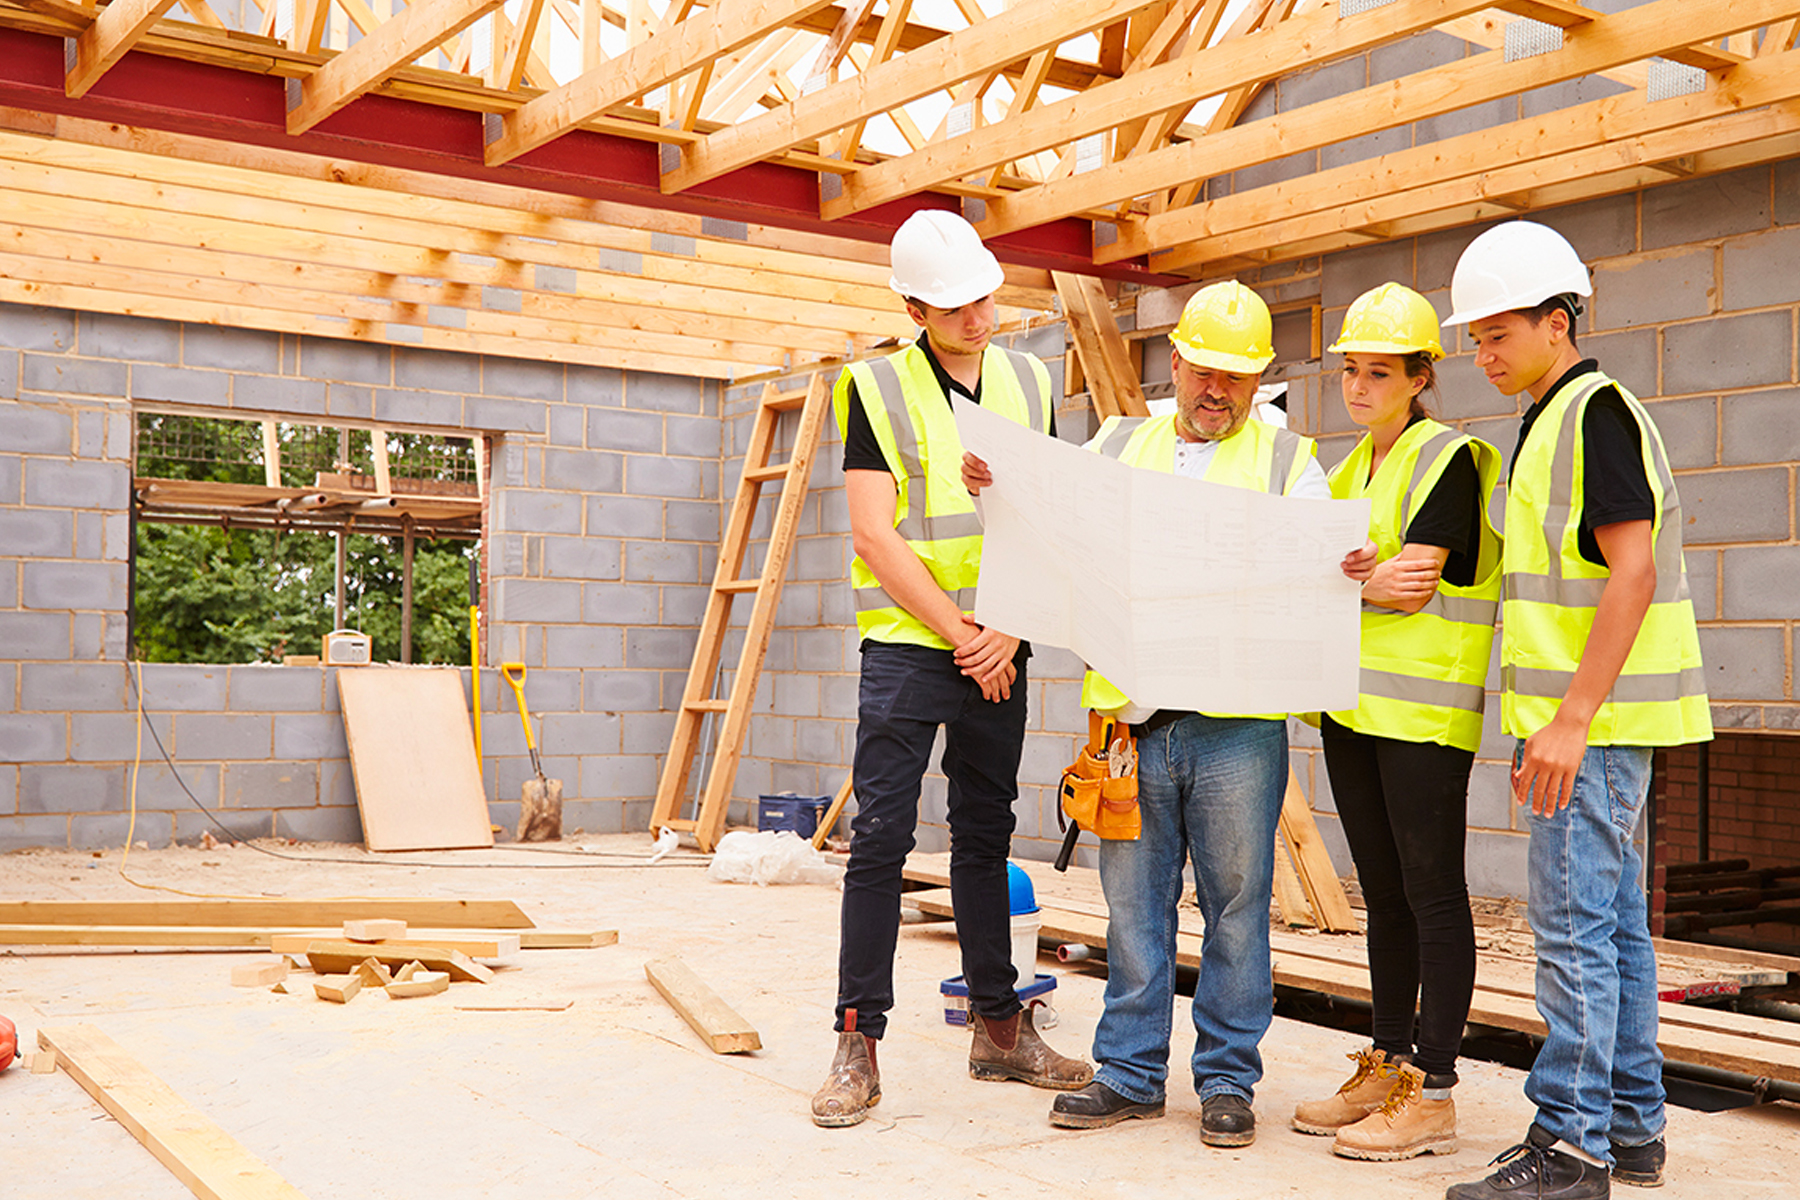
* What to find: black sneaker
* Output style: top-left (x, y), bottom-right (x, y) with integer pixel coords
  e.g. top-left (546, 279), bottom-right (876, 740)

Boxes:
top-left (1200, 1093), bottom-right (1255, 1148)
top-left (1446, 1124), bottom-right (1610, 1199)
top-left (1048, 1080), bottom-right (1165, 1129)
top-left (1610, 1137), bottom-right (1665, 1188)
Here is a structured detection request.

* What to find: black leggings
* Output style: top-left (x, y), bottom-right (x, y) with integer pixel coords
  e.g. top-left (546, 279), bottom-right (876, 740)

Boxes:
top-left (1321, 715), bottom-right (1477, 1080)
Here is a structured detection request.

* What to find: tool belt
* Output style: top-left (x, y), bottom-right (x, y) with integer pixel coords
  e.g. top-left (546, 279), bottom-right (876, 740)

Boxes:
top-left (1058, 710), bottom-right (1140, 842)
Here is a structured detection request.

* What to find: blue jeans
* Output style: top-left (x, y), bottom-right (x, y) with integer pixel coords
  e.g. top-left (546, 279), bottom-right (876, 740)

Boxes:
top-left (835, 641), bottom-right (1027, 1039)
top-left (1523, 741), bottom-right (1665, 1162)
top-left (1092, 715), bottom-right (1286, 1105)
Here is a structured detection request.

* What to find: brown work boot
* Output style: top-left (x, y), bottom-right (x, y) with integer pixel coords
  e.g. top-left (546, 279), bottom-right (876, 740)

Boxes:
top-left (1292, 1046), bottom-right (1399, 1135)
top-left (969, 1006), bottom-right (1093, 1090)
top-left (1333, 1063), bottom-right (1458, 1161)
top-left (811, 1014), bottom-right (880, 1128)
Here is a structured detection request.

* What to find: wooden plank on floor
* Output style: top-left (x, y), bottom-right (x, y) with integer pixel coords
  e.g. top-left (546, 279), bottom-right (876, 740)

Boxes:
top-left (302, 941), bottom-right (494, 983)
top-left (1278, 769), bottom-right (1358, 933)
top-left (0, 899), bottom-right (535, 928)
top-left (337, 667), bottom-right (494, 852)
top-left (37, 1024), bottom-right (311, 1200)
top-left (269, 932), bottom-right (520, 958)
top-left (644, 956), bottom-right (761, 1054)
top-left (0, 924), bottom-right (602, 950)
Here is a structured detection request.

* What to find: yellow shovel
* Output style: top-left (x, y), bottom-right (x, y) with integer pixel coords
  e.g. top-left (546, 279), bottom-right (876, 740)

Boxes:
top-left (501, 662), bottom-right (562, 842)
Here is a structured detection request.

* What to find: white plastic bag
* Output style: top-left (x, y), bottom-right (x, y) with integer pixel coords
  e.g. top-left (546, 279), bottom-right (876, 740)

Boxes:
top-left (707, 830), bottom-right (843, 886)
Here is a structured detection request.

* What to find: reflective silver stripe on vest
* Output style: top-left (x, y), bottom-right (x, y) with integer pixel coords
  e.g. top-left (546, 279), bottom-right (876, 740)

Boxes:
top-left (854, 583), bottom-right (978, 613)
top-left (1358, 668), bottom-right (1486, 713)
top-left (998, 347), bottom-right (1047, 434)
top-left (1502, 662), bottom-right (1708, 704)
top-left (1269, 428), bottom-right (1303, 493)
top-left (1400, 429), bottom-right (1463, 526)
top-left (1364, 593), bottom-right (1499, 625)
top-left (1094, 418), bottom-right (1148, 460)
top-left (862, 355), bottom-right (985, 542)
top-left (1508, 376), bottom-right (1690, 610)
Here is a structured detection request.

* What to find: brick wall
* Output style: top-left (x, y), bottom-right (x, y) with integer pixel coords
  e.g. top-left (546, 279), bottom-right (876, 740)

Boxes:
top-left (1657, 737), bottom-right (1800, 869)
top-left (0, 303), bottom-right (720, 849)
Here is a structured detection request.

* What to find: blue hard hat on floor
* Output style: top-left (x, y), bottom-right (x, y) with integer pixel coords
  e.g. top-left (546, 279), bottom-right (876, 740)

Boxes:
top-left (1007, 862), bottom-right (1038, 915)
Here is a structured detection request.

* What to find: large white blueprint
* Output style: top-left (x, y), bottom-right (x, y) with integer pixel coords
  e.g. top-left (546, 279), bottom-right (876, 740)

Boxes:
top-left (953, 397), bottom-right (1370, 714)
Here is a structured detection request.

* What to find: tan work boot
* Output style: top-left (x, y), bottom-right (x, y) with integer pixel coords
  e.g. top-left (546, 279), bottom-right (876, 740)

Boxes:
top-left (1333, 1063), bottom-right (1458, 1161)
top-left (1292, 1046), bottom-right (1399, 1135)
top-left (969, 1006), bottom-right (1093, 1090)
top-left (811, 1016), bottom-right (880, 1128)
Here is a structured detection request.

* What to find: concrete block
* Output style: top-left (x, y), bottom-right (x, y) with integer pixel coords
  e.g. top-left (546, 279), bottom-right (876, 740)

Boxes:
top-left (22, 355), bottom-right (126, 398)
top-left (1519, 72), bottom-right (1632, 118)
top-left (562, 798), bottom-right (625, 835)
top-left (625, 372), bottom-right (703, 414)
top-left (624, 541), bottom-right (699, 583)
top-left (0, 510), bottom-right (73, 558)
top-left (1683, 549), bottom-right (1717, 621)
top-left (0, 451), bottom-right (28, 506)
top-left (567, 364), bottom-right (624, 408)
top-left (750, 714), bottom-right (794, 759)
top-left (0, 402), bottom-right (69, 456)
top-left (795, 629), bottom-right (842, 672)
top-left (21, 662), bottom-right (126, 711)
top-left (465, 396), bottom-right (548, 433)
top-left (20, 764), bottom-right (125, 813)
top-left (128, 761), bottom-right (222, 811)
top-left (374, 387), bottom-right (463, 427)
top-left (228, 665), bottom-right (323, 712)
top-left (1465, 761), bottom-right (1514, 832)
top-left (1527, 192), bottom-right (1642, 270)
top-left (1369, 29), bottom-right (1463, 85)
top-left (535, 265), bottom-right (577, 293)
top-left (775, 584), bottom-right (820, 626)
top-left (173, 809), bottom-right (269, 845)
top-left (184, 325), bottom-right (280, 372)
top-left (22, 561), bottom-right (126, 611)
top-left (587, 495), bottom-right (663, 539)
top-left (74, 812), bottom-right (166, 849)
top-left (299, 336), bottom-right (391, 384)
top-left (1582, 329), bottom-right (1658, 401)
top-left (482, 286), bottom-right (523, 314)
top-left (1721, 387), bottom-right (1800, 466)
top-left (327, 383), bottom-right (374, 420)
top-left (1677, 467), bottom-right (1790, 545)
top-left (1321, 239), bottom-right (1414, 310)
top-left (625, 454), bottom-right (710, 500)
top-left (1029, 645), bottom-right (1087, 682)
top-left (175, 714), bottom-right (273, 760)
top-left (232, 375), bottom-right (327, 416)
top-left (1413, 97), bottom-right (1517, 148)
top-left (1592, 248), bottom-right (1714, 331)
top-left (1278, 53), bottom-right (1366, 111)
top-left (540, 712), bottom-right (621, 757)
top-left (1643, 165), bottom-right (1771, 251)
top-left (583, 669), bottom-right (662, 712)
top-left (224, 761), bottom-right (319, 809)
top-left (773, 673), bottom-right (820, 718)
top-left (81, 312), bottom-right (179, 362)
top-left (1321, 124), bottom-right (1411, 172)
top-left (0, 663), bottom-right (12, 712)
top-left (132, 364), bottom-right (229, 406)
top-left (271, 713), bottom-right (348, 759)
top-left (583, 581), bottom-right (660, 625)
top-left (68, 711), bottom-right (153, 761)
top-left (0, 765), bottom-right (12, 815)
top-left (1432, 354), bottom-right (1522, 421)
top-left (76, 411), bottom-right (105, 459)
top-left (548, 402), bottom-right (585, 447)
top-left (544, 448), bottom-right (624, 493)
top-left (25, 459), bottom-right (129, 510)
top-left (498, 489), bottom-right (582, 535)
top-left (543, 536), bottom-right (622, 581)
top-left (0, 813), bottom-right (70, 850)
top-left (273, 805), bottom-right (363, 844)
top-left (0, 302), bottom-right (75, 351)
top-left (1644, 398), bottom-right (1716, 470)
top-left (625, 627), bottom-right (699, 669)
top-left (821, 672), bottom-right (858, 718)
top-left (73, 513), bottom-right (102, 561)
top-left (1777, 159), bottom-right (1800, 226)
top-left (1722, 225), bottom-right (1800, 311)
top-left (664, 500), bottom-right (719, 543)
top-left (1698, 625), bottom-right (1786, 702)
top-left (320, 758), bottom-right (356, 807)
top-left (1232, 150), bottom-right (1318, 196)
top-left (665, 414), bottom-right (720, 459)
top-left (1710, 703), bottom-right (1761, 731)
top-left (581, 755), bottom-right (658, 799)
top-left (136, 663), bottom-right (229, 710)
top-left (1663, 310), bottom-right (1793, 395)
top-left (1465, 828), bottom-right (1528, 900)
top-left (484, 356), bottom-right (564, 402)
top-left (544, 624), bottom-right (624, 668)
top-left (1721, 546), bottom-right (1800, 619)
top-left (493, 578), bottom-right (583, 623)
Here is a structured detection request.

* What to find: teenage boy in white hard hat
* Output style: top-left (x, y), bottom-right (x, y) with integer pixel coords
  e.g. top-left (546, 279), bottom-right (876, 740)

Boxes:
top-left (969, 280), bottom-right (1331, 1148)
top-left (811, 210), bottom-right (1091, 1128)
top-left (1440, 221), bottom-right (1710, 1199)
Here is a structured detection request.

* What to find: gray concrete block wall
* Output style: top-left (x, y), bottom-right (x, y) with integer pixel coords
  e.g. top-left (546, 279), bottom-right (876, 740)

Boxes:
top-left (2, 303), bottom-right (723, 848)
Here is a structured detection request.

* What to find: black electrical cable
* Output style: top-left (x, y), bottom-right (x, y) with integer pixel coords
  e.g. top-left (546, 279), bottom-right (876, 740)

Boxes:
top-left (124, 665), bottom-right (711, 870)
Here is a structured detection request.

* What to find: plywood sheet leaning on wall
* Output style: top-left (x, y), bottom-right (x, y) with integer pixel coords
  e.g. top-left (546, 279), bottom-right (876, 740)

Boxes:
top-left (337, 667), bottom-right (494, 852)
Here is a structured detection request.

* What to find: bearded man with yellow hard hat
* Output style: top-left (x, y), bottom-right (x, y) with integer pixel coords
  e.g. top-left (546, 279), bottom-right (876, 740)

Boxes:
top-left (969, 280), bottom-right (1329, 1145)
top-left (810, 210), bottom-right (1091, 1129)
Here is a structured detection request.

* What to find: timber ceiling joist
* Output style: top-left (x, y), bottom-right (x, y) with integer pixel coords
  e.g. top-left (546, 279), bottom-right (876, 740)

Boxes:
top-left (0, 0), bottom-right (1795, 373)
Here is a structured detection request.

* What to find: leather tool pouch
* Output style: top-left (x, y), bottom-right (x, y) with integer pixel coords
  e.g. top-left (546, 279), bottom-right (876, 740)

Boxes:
top-left (1058, 710), bottom-right (1140, 842)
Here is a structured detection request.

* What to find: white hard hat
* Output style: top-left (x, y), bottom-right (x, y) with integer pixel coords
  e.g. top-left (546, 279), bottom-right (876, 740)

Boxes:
top-left (1444, 220), bottom-right (1592, 326)
top-left (888, 210), bottom-right (1005, 310)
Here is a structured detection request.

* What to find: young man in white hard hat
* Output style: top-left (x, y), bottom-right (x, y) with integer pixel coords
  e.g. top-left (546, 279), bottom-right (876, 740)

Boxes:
top-left (811, 209), bottom-right (1091, 1128)
top-left (970, 280), bottom-right (1330, 1147)
top-left (1440, 221), bottom-right (1710, 1199)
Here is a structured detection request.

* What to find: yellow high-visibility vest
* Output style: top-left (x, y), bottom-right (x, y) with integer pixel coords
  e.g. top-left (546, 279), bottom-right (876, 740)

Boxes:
top-left (1502, 371), bottom-right (1711, 746)
top-left (1079, 413), bottom-right (1317, 720)
top-left (832, 342), bottom-right (1052, 649)
top-left (1327, 419), bottom-right (1502, 752)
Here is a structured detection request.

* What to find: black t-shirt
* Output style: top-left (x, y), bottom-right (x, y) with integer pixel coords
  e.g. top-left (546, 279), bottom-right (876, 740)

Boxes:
top-left (841, 337), bottom-right (1054, 473)
top-left (1401, 437), bottom-right (1482, 589)
top-left (1510, 359), bottom-right (1656, 568)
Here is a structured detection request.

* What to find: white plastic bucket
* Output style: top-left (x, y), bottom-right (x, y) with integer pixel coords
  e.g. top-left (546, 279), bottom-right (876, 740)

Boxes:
top-left (1009, 910), bottom-right (1040, 989)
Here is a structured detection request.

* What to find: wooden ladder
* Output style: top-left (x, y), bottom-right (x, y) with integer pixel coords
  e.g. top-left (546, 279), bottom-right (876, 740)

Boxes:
top-left (650, 372), bottom-right (832, 851)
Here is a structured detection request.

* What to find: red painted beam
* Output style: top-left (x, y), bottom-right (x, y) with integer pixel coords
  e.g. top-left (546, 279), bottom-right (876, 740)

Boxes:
top-left (0, 29), bottom-right (1184, 287)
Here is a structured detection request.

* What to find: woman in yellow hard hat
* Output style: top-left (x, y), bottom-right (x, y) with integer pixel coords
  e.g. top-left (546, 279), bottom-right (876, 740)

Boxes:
top-left (1291, 283), bottom-right (1503, 1162)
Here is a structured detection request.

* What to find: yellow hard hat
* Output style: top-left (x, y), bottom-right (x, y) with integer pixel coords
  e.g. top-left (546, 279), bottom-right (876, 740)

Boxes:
top-left (1170, 281), bottom-right (1274, 374)
top-left (1329, 282), bottom-right (1444, 360)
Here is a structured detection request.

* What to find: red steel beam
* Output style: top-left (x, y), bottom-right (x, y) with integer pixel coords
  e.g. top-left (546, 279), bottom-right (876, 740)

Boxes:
top-left (0, 29), bottom-right (1182, 286)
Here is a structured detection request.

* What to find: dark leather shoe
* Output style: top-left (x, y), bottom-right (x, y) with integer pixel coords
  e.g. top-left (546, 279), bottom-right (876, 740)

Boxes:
top-left (1610, 1137), bottom-right (1665, 1188)
top-left (1447, 1124), bottom-right (1611, 1199)
top-left (1201, 1093), bottom-right (1255, 1147)
top-left (1049, 1080), bottom-right (1165, 1129)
